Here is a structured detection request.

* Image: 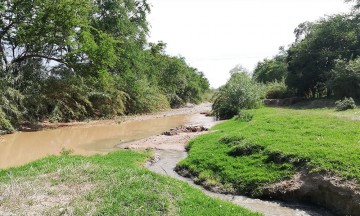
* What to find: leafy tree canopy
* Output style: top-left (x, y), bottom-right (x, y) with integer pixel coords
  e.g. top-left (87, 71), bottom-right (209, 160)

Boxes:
top-left (286, 14), bottom-right (360, 97)
top-left (253, 49), bottom-right (287, 83)
top-left (0, 0), bottom-right (210, 133)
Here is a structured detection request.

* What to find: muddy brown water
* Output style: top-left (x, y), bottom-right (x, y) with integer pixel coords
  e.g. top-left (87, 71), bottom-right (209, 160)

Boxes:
top-left (0, 115), bottom-right (191, 169)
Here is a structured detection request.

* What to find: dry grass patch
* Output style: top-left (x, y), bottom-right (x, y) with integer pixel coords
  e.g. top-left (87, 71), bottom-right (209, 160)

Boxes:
top-left (0, 161), bottom-right (100, 215)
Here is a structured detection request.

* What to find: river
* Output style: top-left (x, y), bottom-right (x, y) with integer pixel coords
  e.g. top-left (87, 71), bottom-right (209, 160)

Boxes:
top-left (0, 104), bottom-right (334, 215)
top-left (0, 114), bottom-right (191, 169)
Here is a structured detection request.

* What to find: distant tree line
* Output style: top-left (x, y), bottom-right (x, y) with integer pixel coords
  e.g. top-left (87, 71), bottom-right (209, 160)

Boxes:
top-left (253, 0), bottom-right (360, 100)
top-left (0, 0), bottom-right (209, 133)
top-left (213, 0), bottom-right (360, 119)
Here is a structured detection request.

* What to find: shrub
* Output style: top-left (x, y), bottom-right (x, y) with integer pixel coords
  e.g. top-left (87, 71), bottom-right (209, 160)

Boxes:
top-left (335, 97), bottom-right (356, 111)
top-left (0, 109), bottom-right (15, 134)
top-left (212, 72), bottom-right (264, 120)
top-left (265, 79), bottom-right (294, 99)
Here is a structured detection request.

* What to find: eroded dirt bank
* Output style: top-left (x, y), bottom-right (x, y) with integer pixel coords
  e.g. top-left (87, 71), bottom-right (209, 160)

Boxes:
top-left (263, 170), bottom-right (360, 215)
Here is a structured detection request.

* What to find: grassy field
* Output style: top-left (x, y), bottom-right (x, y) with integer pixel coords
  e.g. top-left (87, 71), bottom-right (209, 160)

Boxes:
top-left (0, 150), bottom-right (259, 215)
top-left (177, 107), bottom-right (360, 197)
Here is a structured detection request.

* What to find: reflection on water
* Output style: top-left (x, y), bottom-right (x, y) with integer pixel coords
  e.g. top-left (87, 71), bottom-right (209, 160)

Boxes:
top-left (0, 115), bottom-right (191, 169)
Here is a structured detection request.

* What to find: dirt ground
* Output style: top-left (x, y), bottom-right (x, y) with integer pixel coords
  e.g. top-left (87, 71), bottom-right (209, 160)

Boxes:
top-left (117, 104), bottom-right (219, 151)
top-left (117, 103), bottom-right (217, 151)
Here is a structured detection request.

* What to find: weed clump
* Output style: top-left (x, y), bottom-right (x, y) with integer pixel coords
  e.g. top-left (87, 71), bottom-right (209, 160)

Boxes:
top-left (229, 141), bottom-right (264, 156)
top-left (219, 136), bottom-right (245, 146)
top-left (335, 97), bottom-right (356, 111)
top-left (60, 148), bottom-right (74, 156)
top-left (235, 111), bottom-right (254, 122)
top-left (265, 151), bottom-right (309, 167)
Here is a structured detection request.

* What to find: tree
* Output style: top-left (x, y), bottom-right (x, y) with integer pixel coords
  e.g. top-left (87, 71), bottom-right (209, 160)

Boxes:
top-left (0, 0), bottom-right (210, 131)
top-left (286, 15), bottom-right (360, 97)
top-left (328, 58), bottom-right (360, 99)
top-left (253, 51), bottom-right (287, 83)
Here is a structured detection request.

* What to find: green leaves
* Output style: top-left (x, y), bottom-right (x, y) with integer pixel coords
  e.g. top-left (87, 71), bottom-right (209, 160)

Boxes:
top-left (253, 52), bottom-right (287, 84)
top-left (328, 58), bottom-right (360, 99)
top-left (212, 71), bottom-right (264, 120)
top-left (286, 15), bottom-right (360, 97)
top-left (0, 0), bottom-right (209, 129)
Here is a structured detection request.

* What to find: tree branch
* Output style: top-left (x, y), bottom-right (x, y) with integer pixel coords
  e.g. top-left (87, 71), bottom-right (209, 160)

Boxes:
top-left (0, 41), bottom-right (8, 65)
top-left (0, 22), bottom-right (15, 38)
top-left (11, 53), bottom-right (66, 65)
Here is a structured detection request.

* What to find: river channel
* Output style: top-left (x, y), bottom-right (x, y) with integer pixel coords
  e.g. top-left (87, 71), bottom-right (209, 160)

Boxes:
top-left (0, 104), bottom-right (335, 215)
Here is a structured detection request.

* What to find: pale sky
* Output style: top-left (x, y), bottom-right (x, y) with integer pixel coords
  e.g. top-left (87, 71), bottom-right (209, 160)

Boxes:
top-left (147, 0), bottom-right (353, 88)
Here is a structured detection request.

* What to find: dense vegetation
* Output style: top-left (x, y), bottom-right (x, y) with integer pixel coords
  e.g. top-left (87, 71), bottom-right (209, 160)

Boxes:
top-left (0, 0), bottom-right (209, 133)
top-left (177, 106), bottom-right (360, 197)
top-left (0, 150), bottom-right (259, 215)
top-left (252, 0), bottom-right (360, 100)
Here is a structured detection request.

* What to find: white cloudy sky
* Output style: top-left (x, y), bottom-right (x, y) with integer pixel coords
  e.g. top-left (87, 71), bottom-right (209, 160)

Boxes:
top-left (147, 0), bottom-right (353, 88)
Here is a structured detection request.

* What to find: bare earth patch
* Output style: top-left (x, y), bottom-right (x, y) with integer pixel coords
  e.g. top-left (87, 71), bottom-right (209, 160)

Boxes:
top-left (118, 103), bottom-right (216, 151)
top-left (119, 131), bottom-right (206, 152)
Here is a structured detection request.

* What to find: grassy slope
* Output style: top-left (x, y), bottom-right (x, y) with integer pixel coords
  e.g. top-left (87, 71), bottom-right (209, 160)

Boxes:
top-left (0, 151), bottom-right (259, 215)
top-left (177, 107), bottom-right (360, 196)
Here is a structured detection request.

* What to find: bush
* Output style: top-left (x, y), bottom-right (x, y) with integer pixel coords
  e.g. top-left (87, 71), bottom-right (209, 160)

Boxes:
top-left (212, 72), bottom-right (264, 120)
top-left (335, 97), bottom-right (356, 111)
top-left (265, 79), bottom-right (294, 99)
top-left (0, 109), bottom-right (15, 134)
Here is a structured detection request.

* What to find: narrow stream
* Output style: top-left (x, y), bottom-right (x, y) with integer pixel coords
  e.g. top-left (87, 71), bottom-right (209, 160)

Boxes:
top-left (146, 113), bottom-right (335, 216)
top-left (147, 150), bottom-right (334, 216)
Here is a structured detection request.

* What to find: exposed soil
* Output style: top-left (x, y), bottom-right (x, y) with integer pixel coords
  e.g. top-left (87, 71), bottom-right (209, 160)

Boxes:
top-left (263, 169), bottom-right (360, 215)
top-left (118, 120), bottom-right (215, 151)
top-left (117, 103), bottom-right (216, 151)
top-left (161, 125), bottom-right (208, 136)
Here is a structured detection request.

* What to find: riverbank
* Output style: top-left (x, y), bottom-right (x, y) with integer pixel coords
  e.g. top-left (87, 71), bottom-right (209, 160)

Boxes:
top-left (18, 103), bottom-right (213, 132)
top-left (176, 107), bottom-right (360, 215)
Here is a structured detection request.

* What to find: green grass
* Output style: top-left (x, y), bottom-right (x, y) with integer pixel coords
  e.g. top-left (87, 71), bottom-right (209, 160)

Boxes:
top-left (177, 107), bottom-right (360, 197)
top-left (0, 150), bottom-right (259, 215)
